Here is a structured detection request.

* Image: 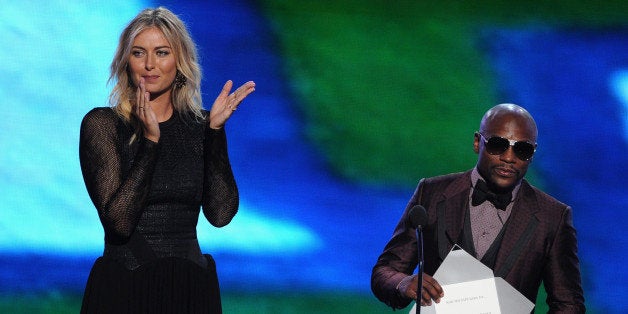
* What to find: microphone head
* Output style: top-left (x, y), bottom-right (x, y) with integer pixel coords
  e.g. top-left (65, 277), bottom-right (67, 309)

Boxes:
top-left (409, 205), bottom-right (428, 228)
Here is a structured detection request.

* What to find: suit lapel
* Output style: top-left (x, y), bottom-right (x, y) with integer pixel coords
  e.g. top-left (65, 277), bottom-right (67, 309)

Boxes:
top-left (436, 172), bottom-right (472, 261)
top-left (493, 181), bottom-right (540, 278)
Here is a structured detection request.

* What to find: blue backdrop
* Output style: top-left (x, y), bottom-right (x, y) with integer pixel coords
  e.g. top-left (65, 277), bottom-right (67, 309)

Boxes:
top-left (0, 1), bottom-right (626, 313)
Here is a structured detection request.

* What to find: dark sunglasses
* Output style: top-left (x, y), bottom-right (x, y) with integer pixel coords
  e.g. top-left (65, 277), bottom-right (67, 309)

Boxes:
top-left (476, 132), bottom-right (537, 161)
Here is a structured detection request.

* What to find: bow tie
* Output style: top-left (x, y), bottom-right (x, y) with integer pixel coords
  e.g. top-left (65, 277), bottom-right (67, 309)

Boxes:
top-left (472, 179), bottom-right (512, 210)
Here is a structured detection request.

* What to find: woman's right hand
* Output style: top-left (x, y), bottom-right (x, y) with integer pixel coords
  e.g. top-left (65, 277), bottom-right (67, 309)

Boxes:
top-left (134, 78), bottom-right (160, 142)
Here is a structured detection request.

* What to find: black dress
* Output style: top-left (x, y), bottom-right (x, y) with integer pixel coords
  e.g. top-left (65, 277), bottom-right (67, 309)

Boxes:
top-left (79, 107), bottom-right (238, 313)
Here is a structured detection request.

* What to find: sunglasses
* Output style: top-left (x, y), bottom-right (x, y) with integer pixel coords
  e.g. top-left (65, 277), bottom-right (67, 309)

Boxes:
top-left (476, 132), bottom-right (537, 161)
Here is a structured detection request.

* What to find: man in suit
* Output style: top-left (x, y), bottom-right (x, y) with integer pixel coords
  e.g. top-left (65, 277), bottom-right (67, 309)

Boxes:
top-left (371, 104), bottom-right (585, 313)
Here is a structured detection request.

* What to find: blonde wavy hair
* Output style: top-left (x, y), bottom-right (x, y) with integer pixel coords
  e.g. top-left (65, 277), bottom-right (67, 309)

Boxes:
top-left (109, 7), bottom-right (203, 128)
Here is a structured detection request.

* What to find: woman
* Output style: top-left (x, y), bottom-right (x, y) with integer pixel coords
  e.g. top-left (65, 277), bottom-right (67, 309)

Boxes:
top-left (79, 7), bottom-right (255, 313)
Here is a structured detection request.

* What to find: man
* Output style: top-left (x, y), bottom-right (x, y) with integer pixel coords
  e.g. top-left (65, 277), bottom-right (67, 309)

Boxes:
top-left (371, 104), bottom-right (585, 312)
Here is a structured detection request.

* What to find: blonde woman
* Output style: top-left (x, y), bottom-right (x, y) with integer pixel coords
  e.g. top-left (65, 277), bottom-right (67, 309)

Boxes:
top-left (79, 7), bottom-right (255, 313)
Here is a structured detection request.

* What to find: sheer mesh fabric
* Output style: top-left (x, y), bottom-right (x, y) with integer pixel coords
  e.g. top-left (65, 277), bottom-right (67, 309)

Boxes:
top-left (79, 107), bottom-right (238, 266)
top-left (79, 108), bottom-right (238, 250)
top-left (80, 108), bottom-right (157, 244)
top-left (79, 107), bottom-right (237, 313)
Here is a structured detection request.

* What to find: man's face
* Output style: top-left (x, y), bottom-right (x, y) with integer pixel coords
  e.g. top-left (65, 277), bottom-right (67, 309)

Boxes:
top-left (473, 114), bottom-right (537, 192)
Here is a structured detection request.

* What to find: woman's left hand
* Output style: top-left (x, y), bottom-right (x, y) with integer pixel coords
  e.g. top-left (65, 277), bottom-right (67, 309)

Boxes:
top-left (209, 80), bottom-right (256, 129)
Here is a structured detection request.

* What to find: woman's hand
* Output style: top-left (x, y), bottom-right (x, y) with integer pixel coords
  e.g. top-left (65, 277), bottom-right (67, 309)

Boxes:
top-left (209, 80), bottom-right (256, 129)
top-left (134, 78), bottom-right (160, 142)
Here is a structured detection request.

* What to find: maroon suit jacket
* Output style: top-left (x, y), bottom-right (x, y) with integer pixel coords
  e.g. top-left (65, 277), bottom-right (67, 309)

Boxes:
top-left (371, 170), bottom-right (585, 313)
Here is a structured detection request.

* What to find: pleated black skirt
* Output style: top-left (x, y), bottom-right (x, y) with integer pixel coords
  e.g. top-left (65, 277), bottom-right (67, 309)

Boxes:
top-left (80, 254), bottom-right (222, 314)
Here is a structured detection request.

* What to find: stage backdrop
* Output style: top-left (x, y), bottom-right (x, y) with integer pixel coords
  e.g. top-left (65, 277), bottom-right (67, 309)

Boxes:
top-left (1, 1), bottom-right (627, 313)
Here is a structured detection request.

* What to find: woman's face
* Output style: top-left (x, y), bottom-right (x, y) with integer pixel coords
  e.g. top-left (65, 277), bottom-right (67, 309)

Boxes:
top-left (128, 27), bottom-right (177, 98)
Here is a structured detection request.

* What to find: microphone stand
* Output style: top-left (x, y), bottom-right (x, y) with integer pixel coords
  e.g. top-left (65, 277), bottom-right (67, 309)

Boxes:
top-left (416, 225), bottom-right (424, 314)
top-left (409, 205), bottom-right (427, 314)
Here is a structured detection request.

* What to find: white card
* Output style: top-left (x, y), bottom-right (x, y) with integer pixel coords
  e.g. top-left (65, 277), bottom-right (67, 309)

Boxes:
top-left (434, 278), bottom-right (500, 314)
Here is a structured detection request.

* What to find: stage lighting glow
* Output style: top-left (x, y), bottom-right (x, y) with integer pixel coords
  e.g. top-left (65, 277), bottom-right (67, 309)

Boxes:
top-left (610, 70), bottom-right (628, 142)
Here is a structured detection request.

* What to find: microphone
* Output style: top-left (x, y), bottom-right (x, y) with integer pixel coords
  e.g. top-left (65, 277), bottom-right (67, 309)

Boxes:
top-left (409, 204), bottom-right (428, 230)
top-left (408, 205), bottom-right (427, 314)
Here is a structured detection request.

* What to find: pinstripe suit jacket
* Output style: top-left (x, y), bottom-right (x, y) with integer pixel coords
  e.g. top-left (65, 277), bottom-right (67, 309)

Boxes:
top-left (371, 170), bottom-right (585, 313)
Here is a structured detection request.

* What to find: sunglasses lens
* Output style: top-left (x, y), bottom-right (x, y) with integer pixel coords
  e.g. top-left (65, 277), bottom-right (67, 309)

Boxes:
top-left (514, 142), bottom-right (535, 160)
top-left (483, 135), bottom-right (535, 160)
top-left (485, 137), bottom-right (509, 155)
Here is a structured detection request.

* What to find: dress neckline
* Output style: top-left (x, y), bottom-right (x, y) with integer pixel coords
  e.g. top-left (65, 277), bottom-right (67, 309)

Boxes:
top-left (158, 111), bottom-right (177, 127)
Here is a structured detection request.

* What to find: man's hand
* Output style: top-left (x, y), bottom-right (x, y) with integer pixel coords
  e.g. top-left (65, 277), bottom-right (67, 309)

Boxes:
top-left (397, 273), bottom-right (444, 306)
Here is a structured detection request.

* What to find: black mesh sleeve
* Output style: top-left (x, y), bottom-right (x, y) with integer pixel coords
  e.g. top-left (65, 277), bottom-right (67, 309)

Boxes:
top-left (201, 126), bottom-right (239, 227)
top-left (79, 108), bottom-right (159, 244)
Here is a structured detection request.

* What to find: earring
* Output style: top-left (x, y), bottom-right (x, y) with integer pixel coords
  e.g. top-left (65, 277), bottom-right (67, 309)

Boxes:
top-left (174, 71), bottom-right (187, 88)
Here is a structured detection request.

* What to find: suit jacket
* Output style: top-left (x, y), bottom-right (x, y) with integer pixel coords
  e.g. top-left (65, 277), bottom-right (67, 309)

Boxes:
top-left (371, 170), bottom-right (585, 313)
